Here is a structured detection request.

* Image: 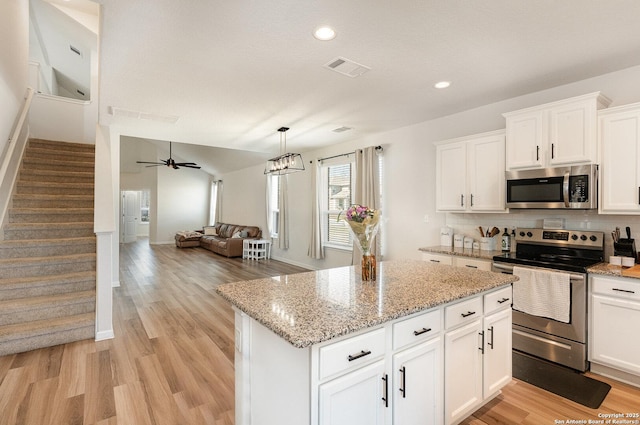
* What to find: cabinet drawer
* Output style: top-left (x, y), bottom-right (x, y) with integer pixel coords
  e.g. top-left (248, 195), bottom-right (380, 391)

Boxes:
top-left (422, 253), bottom-right (453, 265)
top-left (319, 327), bottom-right (386, 380)
top-left (445, 296), bottom-right (483, 329)
top-left (392, 309), bottom-right (441, 350)
top-left (484, 286), bottom-right (513, 315)
top-left (454, 257), bottom-right (492, 271)
top-left (592, 276), bottom-right (640, 301)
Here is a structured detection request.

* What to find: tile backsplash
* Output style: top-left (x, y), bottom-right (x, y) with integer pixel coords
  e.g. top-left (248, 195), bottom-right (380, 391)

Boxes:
top-left (445, 210), bottom-right (640, 259)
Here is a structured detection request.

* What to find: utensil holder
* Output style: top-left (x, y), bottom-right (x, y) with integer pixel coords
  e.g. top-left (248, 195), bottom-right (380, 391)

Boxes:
top-left (614, 239), bottom-right (636, 259)
top-left (480, 236), bottom-right (497, 251)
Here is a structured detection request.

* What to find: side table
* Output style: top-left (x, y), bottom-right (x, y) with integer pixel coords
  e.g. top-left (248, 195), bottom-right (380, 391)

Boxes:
top-left (243, 239), bottom-right (272, 260)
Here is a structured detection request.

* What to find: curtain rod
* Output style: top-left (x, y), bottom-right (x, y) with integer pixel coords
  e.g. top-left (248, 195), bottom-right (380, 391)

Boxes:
top-left (311, 146), bottom-right (383, 164)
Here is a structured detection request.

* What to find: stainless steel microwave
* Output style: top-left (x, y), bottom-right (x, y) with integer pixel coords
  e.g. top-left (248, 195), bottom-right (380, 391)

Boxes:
top-left (505, 164), bottom-right (598, 209)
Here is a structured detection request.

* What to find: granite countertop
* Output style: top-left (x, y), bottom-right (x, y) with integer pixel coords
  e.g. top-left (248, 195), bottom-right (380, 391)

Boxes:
top-left (587, 262), bottom-right (640, 279)
top-left (419, 245), bottom-right (504, 260)
top-left (216, 260), bottom-right (517, 348)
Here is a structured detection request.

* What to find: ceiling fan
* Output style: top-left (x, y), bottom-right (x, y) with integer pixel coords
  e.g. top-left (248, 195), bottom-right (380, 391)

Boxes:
top-left (136, 142), bottom-right (201, 169)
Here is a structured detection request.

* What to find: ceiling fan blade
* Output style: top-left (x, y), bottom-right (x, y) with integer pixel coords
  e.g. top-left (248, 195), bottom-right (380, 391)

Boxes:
top-left (137, 161), bottom-right (165, 165)
top-left (181, 165), bottom-right (201, 169)
top-left (175, 162), bottom-right (198, 166)
top-left (145, 164), bottom-right (165, 168)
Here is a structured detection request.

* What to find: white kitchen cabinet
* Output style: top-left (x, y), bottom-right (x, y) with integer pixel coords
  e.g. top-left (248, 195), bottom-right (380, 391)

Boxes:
top-left (598, 102), bottom-right (640, 213)
top-left (435, 130), bottom-right (506, 212)
top-left (393, 336), bottom-right (442, 425)
top-left (421, 252), bottom-right (454, 265)
top-left (589, 275), bottom-right (640, 382)
top-left (319, 360), bottom-right (386, 425)
top-left (454, 256), bottom-right (492, 271)
top-left (504, 92), bottom-right (610, 170)
top-left (445, 286), bottom-right (513, 425)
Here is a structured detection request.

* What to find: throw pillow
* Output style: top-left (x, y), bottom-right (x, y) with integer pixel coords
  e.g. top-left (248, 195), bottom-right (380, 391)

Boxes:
top-left (231, 231), bottom-right (242, 238)
top-left (204, 226), bottom-right (218, 236)
top-left (240, 230), bottom-right (249, 238)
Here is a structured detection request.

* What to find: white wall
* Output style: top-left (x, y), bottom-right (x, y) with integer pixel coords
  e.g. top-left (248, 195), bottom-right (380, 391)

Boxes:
top-left (220, 64), bottom-right (640, 271)
top-left (0, 0), bottom-right (29, 157)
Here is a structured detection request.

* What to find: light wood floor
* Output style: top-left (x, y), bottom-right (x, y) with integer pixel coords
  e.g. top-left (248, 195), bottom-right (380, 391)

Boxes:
top-left (0, 239), bottom-right (639, 424)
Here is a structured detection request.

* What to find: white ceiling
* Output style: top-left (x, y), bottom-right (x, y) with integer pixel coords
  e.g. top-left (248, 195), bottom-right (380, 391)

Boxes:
top-left (50, 1), bottom-right (640, 173)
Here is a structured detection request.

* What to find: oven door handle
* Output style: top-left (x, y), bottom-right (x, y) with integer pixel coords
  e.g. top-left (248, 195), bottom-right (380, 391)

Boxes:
top-left (563, 170), bottom-right (570, 208)
top-left (492, 262), bottom-right (586, 281)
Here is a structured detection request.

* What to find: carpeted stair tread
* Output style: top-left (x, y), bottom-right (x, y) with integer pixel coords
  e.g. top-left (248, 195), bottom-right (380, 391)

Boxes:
top-left (25, 147), bottom-right (95, 161)
top-left (11, 193), bottom-right (94, 208)
top-left (0, 313), bottom-right (95, 356)
top-left (8, 208), bottom-right (94, 223)
top-left (4, 221), bottom-right (94, 231)
top-left (28, 139), bottom-right (95, 152)
top-left (0, 237), bottom-right (96, 258)
top-left (0, 290), bottom-right (96, 323)
top-left (21, 157), bottom-right (95, 172)
top-left (19, 169), bottom-right (94, 183)
top-left (0, 253), bottom-right (96, 278)
top-left (0, 271), bottom-right (96, 293)
top-left (0, 252), bottom-right (95, 267)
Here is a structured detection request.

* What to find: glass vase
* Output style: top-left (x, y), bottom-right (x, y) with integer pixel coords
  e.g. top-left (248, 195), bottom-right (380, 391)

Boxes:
top-left (347, 220), bottom-right (380, 281)
top-left (361, 252), bottom-right (377, 281)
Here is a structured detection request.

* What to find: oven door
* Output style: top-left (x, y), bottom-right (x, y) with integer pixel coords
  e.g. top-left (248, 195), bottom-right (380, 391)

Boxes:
top-left (492, 262), bottom-right (588, 371)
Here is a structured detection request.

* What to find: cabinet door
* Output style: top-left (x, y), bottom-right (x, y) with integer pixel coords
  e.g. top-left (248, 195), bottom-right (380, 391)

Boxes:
top-left (318, 361), bottom-right (386, 425)
top-left (591, 294), bottom-right (640, 375)
top-left (436, 142), bottom-right (467, 211)
top-left (483, 308), bottom-right (512, 398)
top-left (454, 257), bottom-right (492, 272)
top-left (599, 107), bottom-right (640, 213)
top-left (467, 133), bottom-right (506, 211)
top-left (421, 252), bottom-right (454, 265)
top-left (393, 337), bottom-right (443, 425)
top-left (549, 100), bottom-right (595, 165)
top-left (505, 111), bottom-right (544, 170)
top-left (444, 320), bottom-right (483, 425)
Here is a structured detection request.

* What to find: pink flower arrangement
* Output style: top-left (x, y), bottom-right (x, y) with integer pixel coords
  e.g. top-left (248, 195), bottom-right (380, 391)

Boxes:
top-left (341, 204), bottom-right (378, 223)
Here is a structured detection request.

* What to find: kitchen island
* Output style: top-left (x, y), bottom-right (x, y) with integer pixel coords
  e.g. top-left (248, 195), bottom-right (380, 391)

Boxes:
top-left (216, 260), bottom-right (517, 425)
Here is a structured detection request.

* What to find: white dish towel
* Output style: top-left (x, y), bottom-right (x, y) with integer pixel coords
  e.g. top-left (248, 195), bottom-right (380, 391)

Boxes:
top-left (512, 266), bottom-right (571, 323)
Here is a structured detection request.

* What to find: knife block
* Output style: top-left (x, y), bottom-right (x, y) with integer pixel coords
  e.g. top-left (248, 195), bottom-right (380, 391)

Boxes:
top-left (614, 239), bottom-right (636, 259)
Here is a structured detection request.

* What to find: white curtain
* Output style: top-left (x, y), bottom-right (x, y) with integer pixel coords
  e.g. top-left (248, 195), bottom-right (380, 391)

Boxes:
top-left (209, 181), bottom-right (217, 225)
top-left (278, 175), bottom-right (289, 249)
top-left (352, 146), bottom-right (381, 264)
top-left (307, 160), bottom-right (324, 259)
top-left (265, 176), bottom-right (273, 238)
top-left (214, 180), bottom-right (223, 224)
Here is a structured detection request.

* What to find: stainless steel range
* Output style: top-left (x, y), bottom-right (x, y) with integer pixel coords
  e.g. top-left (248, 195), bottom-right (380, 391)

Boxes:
top-left (492, 227), bottom-right (604, 371)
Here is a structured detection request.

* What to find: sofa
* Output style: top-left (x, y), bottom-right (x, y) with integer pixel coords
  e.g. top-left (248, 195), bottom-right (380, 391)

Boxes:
top-left (175, 222), bottom-right (262, 258)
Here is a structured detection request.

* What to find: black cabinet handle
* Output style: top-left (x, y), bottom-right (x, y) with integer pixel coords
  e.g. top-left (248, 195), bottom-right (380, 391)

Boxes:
top-left (347, 350), bottom-right (371, 362)
top-left (497, 297), bottom-right (510, 304)
top-left (488, 325), bottom-right (494, 350)
top-left (470, 193), bottom-right (474, 207)
top-left (429, 259), bottom-right (440, 263)
top-left (536, 145), bottom-right (540, 161)
top-left (461, 311), bottom-right (476, 318)
top-left (381, 374), bottom-right (389, 407)
top-left (551, 143), bottom-right (555, 159)
top-left (399, 366), bottom-right (406, 398)
top-left (479, 330), bottom-right (485, 354)
top-left (465, 264), bottom-right (478, 269)
top-left (460, 194), bottom-right (464, 207)
top-left (413, 327), bottom-right (432, 336)
top-left (613, 288), bottom-right (636, 294)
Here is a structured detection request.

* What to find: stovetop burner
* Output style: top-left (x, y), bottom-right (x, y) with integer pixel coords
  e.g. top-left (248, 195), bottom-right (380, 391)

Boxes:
top-left (493, 227), bottom-right (604, 273)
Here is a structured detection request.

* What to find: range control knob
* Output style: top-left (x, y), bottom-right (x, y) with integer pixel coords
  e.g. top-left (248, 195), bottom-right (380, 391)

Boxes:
top-left (526, 231), bottom-right (533, 238)
top-left (580, 235), bottom-right (588, 241)
top-left (519, 231), bottom-right (526, 237)
top-left (571, 234), bottom-right (579, 240)
top-left (590, 235), bottom-right (598, 242)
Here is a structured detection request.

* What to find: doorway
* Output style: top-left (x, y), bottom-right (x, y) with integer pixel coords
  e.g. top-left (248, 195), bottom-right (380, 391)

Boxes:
top-left (120, 190), bottom-right (150, 243)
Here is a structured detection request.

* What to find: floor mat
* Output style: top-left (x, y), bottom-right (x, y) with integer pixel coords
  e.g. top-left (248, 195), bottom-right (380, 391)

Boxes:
top-left (512, 351), bottom-right (611, 409)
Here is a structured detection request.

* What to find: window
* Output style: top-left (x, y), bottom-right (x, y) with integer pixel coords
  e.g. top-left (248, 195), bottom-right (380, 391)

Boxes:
top-left (322, 160), bottom-right (355, 249)
top-left (268, 175), bottom-right (280, 237)
top-left (140, 190), bottom-right (150, 223)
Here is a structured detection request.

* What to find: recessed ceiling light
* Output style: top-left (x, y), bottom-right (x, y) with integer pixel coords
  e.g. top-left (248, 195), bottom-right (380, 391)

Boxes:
top-left (314, 26), bottom-right (336, 41)
top-left (434, 81), bottom-right (451, 89)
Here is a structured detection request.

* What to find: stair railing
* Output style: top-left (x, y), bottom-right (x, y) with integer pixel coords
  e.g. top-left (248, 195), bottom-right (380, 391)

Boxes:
top-left (0, 87), bottom-right (35, 235)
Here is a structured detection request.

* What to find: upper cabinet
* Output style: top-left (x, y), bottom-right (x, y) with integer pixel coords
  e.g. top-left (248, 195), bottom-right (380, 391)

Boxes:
top-left (435, 130), bottom-right (506, 213)
top-left (598, 102), bottom-right (640, 214)
top-left (503, 92), bottom-right (611, 170)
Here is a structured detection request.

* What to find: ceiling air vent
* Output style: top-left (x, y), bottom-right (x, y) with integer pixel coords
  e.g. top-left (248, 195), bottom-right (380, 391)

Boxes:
top-left (109, 106), bottom-right (180, 124)
top-left (323, 56), bottom-right (370, 78)
top-left (332, 126), bottom-right (353, 133)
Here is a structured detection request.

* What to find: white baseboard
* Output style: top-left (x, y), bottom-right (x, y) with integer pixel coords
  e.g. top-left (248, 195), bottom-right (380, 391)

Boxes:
top-left (95, 329), bottom-right (115, 341)
top-left (270, 255), bottom-right (317, 270)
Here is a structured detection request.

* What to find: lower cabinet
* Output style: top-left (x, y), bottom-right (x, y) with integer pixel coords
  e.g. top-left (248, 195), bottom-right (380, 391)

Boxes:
top-left (319, 361), bottom-right (387, 425)
top-left (590, 275), bottom-right (640, 379)
top-left (392, 337), bottom-right (443, 425)
top-left (445, 287), bottom-right (512, 425)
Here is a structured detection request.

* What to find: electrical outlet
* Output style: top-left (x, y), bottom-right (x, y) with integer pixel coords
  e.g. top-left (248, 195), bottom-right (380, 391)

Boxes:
top-left (423, 214), bottom-right (429, 223)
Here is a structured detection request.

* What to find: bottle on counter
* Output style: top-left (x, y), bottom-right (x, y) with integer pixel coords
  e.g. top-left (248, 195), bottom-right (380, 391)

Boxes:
top-left (502, 227), bottom-right (511, 252)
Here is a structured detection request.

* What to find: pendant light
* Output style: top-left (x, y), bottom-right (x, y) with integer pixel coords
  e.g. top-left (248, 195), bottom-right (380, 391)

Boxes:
top-left (264, 127), bottom-right (305, 175)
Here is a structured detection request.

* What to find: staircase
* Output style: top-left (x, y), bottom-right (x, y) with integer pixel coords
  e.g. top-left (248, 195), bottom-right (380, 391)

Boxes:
top-left (0, 139), bottom-right (96, 356)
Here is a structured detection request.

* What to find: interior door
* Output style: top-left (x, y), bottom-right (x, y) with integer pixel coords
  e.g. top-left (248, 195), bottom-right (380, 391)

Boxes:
top-left (121, 191), bottom-right (138, 243)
